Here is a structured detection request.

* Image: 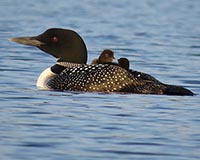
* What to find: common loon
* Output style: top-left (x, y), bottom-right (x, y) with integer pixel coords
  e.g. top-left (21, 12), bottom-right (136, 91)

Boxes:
top-left (9, 28), bottom-right (194, 95)
top-left (91, 49), bottom-right (115, 64)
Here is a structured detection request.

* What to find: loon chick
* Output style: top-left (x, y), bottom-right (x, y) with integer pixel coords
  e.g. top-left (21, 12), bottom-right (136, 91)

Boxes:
top-left (9, 28), bottom-right (194, 95)
top-left (118, 58), bottom-right (130, 70)
top-left (91, 49), bottom-right (115, 64)
top-left (92, 51), bottom-right (130, 71)
top-left (92, 50), bottom-right (129, 70)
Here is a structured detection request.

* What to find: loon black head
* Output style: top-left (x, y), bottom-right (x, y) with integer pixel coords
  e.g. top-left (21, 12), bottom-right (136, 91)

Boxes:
top-left (118, 58), bottom-right (130, 70)
top-left (9, 28), bottom-right (87, 64)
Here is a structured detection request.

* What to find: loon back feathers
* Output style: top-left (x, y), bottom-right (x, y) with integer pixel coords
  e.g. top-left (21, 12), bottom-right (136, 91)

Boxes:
top-left (47, 64), bottom-right (136, 92)
top-left (127, 69), bottom-right (194, 95)
top-left (47, 63), bottom-right (194, 95)
top-left (45, 63), bottom-right (184, 95)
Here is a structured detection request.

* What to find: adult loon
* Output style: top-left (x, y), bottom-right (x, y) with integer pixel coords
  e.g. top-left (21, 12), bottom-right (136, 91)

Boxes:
top-left (9, 28), bottom-right (194, 95)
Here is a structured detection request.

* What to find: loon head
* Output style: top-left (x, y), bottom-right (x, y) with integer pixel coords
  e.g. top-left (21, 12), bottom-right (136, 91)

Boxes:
top-left (118, 58), bottom-right (130, 70)
top-left (9, 28), bottom-right (87, 64)
top-left (91, 49), bottom-right (115, 64)
top-left (98, 49), bottom-right (115, 63)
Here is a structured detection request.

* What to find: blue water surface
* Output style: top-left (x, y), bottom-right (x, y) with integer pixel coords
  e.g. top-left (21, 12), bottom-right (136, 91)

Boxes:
top-left (0, 0), bottom-right (200, 160)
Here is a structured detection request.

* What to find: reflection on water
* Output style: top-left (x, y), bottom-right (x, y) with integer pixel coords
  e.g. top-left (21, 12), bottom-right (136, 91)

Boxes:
top-left (0, 0), bottom-right (200, 160)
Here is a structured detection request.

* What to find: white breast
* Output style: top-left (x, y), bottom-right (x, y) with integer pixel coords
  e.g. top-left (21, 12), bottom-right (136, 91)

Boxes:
top-left (36, 67), bottom-right (57, 90)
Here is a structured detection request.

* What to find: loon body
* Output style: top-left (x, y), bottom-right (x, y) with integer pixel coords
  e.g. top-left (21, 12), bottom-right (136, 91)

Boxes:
top-left (9, 28), bottom-right (194, 95)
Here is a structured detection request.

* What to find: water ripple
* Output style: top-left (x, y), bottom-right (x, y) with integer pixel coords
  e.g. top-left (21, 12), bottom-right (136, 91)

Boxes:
top-left (90, 149), bottom-right (179, 157)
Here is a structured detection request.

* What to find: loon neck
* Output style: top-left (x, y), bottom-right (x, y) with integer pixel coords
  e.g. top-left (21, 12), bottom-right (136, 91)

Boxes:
top-left (36, 67), bottom-right (56, 90)
top-left (51, 64), bottom-right (66, 74)
top-left (51, 62), bottom-right (84, 74)
top-left (37, 62), bottom-right (85, 90)
top-left (56, 61), bottom-right (84, 68)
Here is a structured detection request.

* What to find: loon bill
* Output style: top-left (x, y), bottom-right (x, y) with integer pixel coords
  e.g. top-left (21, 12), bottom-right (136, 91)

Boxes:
top-left (9, 28), bottom-right (194, 96)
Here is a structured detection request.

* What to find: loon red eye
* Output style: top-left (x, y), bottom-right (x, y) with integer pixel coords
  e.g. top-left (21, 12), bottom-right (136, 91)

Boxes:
top-left (51, 36), bottom-right (58, 42)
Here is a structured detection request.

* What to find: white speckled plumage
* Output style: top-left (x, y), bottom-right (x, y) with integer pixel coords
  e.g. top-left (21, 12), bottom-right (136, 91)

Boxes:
top-left (47, 64), bottom-right (139, 92)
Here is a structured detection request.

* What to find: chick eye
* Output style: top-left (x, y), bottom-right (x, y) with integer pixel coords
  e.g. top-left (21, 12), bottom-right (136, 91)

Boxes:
top-left (51, 36), bottom-right (58, 42)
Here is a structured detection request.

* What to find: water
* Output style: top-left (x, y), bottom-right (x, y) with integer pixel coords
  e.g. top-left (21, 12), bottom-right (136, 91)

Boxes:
top-left (0, 0), bottom-right (200, 159)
